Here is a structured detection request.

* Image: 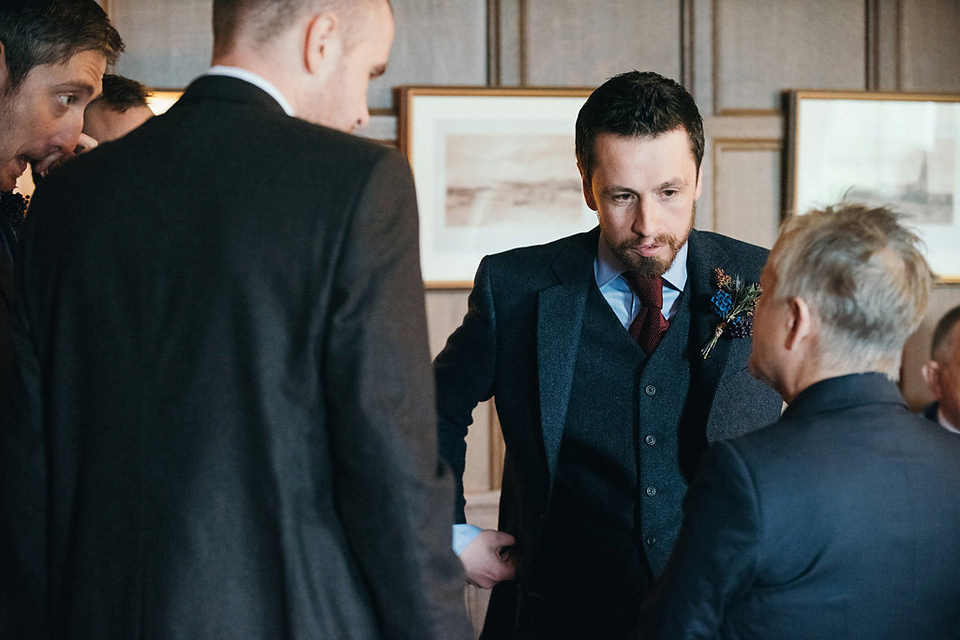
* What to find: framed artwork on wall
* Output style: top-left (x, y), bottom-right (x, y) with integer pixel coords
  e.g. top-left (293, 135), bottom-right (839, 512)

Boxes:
top-left (787, 90), bottom-right (960, 281)
top-left (398, 86), bottom-right (595, 288)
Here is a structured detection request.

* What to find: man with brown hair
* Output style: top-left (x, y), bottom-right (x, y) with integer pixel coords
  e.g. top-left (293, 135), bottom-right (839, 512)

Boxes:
top-left (0, 0), bottom-right (122, 451)
top-left (4, 0), bottom-right (472, 637)
top-left (82, 73), bottom-right (155, 144)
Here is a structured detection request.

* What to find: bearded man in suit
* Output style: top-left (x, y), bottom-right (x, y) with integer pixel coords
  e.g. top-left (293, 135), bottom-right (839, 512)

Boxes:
top-left (2, 0), bottom-right (472, 637)
top-left (642, 204), bottom-right (960, 638)
top-left (434, 70), bottom-right (783, 639)
top-left (0, 0), bottom-right (122, 451)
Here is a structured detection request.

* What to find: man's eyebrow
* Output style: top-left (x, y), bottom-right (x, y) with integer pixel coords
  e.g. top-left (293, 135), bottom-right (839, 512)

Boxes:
top-left (55, 81), bottom-right (98, 97)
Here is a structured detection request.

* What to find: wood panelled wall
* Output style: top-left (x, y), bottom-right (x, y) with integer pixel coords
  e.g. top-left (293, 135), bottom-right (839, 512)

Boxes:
top-left (101, 0), bottom-right (960, 499)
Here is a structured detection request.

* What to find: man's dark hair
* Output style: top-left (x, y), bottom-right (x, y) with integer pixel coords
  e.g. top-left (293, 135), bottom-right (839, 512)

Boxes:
top-left (931, 305), bottom-right (960, 359)
top-left (0, 0), bottom-right (123, 93)
top-left (90, 73), bottom-right (151, 113)
top-left (575, 70), bottom-right (704, 182)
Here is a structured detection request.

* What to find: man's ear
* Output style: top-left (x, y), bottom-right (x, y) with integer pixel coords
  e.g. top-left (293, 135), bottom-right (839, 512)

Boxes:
top-left (922, 361), bottom-right (942, 398)
top-left (303, 13), bottom-right (340, 78)
top-left (578, 164), bottom-right (597, 211)
top-left (783, 296), bottom-right (815, 352)
top-left (694, 164), bottom-right (703, 200)
top-left (0, 42), bottom-right (10, 90)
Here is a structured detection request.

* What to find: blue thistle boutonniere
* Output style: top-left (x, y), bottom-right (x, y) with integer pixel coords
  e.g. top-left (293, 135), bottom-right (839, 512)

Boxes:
top-left (701, 267), bottom-right (762, 359)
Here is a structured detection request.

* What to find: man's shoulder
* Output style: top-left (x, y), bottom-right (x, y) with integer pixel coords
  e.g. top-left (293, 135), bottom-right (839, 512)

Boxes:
top-left (482, 228), bottom-right (596, 275)
top-left (689, 230), bottom-right (769, 274)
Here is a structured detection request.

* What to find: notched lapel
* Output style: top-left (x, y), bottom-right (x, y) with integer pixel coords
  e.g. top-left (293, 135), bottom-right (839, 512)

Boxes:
top-left (537, 231), bottom-right (596, 483)
top-left (687, 231), bottom-right (733, 381)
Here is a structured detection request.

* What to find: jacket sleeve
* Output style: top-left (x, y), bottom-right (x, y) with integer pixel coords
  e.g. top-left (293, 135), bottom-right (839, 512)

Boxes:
top-left (433, 258), bottom-right (498, 523)
top-left (640, 441), bottom-right (761, 639)
top-left (323, 148), bottom-right (473, 639)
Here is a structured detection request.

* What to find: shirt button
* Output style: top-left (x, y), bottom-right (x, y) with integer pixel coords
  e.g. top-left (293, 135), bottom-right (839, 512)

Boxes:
top-left (644, 384), bottom-right (656, 396)
top-left (645, 486), bottom-right (657, 497)
top-left (646, 537), bottom-right (656, 546)
top-left (644, 435), bottom-right (657, 446)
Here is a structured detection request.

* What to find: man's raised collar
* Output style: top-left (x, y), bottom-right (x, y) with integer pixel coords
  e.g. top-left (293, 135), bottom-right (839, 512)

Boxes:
top-left (205, 66), bottom-right (295, 116)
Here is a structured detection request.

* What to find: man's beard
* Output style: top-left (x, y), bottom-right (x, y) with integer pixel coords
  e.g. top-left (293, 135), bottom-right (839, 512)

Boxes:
top-left (610, 204), bottom-right (695, 278)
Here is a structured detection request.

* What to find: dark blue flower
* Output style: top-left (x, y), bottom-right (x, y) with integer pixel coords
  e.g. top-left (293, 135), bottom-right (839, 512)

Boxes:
top-left (727, 316), bottom-right (752, 339)
top-left (710, 290), bottom-right (733, 317)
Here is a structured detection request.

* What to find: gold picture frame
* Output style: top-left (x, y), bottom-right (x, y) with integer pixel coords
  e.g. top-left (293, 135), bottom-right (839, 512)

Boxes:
top-left (787, 89), bottom-right (960, 281)
top-left (398, 86), bottom-right (594, 288)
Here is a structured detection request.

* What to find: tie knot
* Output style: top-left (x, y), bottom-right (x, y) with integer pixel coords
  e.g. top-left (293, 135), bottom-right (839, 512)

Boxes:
top-left (623, 272), bottom-right (663, 309)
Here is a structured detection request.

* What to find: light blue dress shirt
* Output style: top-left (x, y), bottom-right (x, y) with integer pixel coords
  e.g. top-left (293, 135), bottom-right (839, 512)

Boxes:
top-left (452, 237), bottom-right (690, 554)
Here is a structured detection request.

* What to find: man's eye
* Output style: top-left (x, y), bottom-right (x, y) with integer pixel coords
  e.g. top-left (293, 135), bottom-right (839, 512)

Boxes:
top-left (662, 189), bottom-right (678, 198)
top-left (56, 94), bottom-right (76, 108)
top-left (612, 193), bottom-right (632, 203)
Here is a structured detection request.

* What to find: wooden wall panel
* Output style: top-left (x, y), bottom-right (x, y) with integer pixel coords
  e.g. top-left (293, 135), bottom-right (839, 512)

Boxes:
top-left (371, 1), bottom-right (488, 109)
top-left (711, 139), bottom-right (781, 248)
top-left (108, 0), bottom-right (211, 88)
top-left (900, 0), bottom-right (960, 92)
top-left (522, 0), bottom-right (682, 87)
top-left (714, 0), bottom-right (864, 113)
top-left (425, 290), bottom-right (497, 493)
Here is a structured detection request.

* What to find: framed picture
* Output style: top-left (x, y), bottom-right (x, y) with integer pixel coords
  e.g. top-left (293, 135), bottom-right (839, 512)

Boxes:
top-left (399, 86), bottom-right (595, 287)
top-left (787, 90), bottom-right (960, 281)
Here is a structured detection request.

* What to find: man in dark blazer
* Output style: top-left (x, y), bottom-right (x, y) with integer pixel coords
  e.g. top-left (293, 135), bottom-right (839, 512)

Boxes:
top-left (435, 71), bottom-right (782, 638)
top-left (643, 204), bottom-right (960, 639)
top-left (2, 0), bottom-right (472, 638)
top-left (0, 0), bottom-right (123, 445)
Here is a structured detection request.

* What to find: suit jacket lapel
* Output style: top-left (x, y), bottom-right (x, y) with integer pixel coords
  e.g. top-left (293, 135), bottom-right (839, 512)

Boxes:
top-left (175, 75), bottom-right (289, 117)
top-left (537, 228), bottom-right (598, 483)
top-left (687, 230), bottom-right (731, 383)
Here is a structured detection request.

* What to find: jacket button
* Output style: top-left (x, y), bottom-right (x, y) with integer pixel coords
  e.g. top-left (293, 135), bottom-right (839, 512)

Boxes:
top-left (646, 536), bottom-right (656, 546)
top-left (645, 486), bottom-right (657, 497)
top-left (644, 384), bottom-right (656, 396)
top-left (644, 434), bottom-right (657, 446)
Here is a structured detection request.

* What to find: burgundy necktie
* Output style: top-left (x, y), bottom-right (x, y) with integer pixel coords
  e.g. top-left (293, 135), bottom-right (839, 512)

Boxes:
top-left (624, 273), bottom-right (669, 354)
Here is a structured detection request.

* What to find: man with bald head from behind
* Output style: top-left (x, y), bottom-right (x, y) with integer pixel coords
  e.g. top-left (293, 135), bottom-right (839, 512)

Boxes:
top-left (3, 0), bottom-right (472, 637)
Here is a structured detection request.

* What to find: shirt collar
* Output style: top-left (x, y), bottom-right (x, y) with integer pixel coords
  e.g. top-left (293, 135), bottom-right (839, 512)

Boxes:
top-left (595, 235), bottom-right (689, 291)
top-left (205, 66), bottom-right (295, 117)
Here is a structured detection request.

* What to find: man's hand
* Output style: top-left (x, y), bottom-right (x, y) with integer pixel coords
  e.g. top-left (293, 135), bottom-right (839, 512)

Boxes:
top-left (459, 529), bottom-right (516, 589)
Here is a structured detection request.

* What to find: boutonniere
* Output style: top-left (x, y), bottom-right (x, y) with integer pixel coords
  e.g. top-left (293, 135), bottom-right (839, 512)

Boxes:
top-left (701, 267), bottom-right (762, 359)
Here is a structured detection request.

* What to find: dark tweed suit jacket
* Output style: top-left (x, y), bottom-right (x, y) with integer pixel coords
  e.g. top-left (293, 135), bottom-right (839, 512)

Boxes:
top-left (644, 373), bottom-right (960, 639)
top-left (1, 76), bottom-right (471, 639)
top-left (435, 227), bottom-right (782, 635)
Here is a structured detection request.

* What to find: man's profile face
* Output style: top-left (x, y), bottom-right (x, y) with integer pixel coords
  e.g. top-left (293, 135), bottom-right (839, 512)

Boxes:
top-left (582, 129), bottom-right (701, 277)
top-left (925, 323), bottom-right (960, 429)
top-left (0, 48), bottom-right (106, 191)
top-left (83, 102), bottom-right (153, 144)
top-left (308, 0), bottom-right (393, 133)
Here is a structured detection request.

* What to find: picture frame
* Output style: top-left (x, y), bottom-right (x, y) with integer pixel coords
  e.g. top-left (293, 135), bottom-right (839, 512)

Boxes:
top-left (786, 90), bottom-right (960, 281)
top-left (398, 86), bottom-right (595, 288)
